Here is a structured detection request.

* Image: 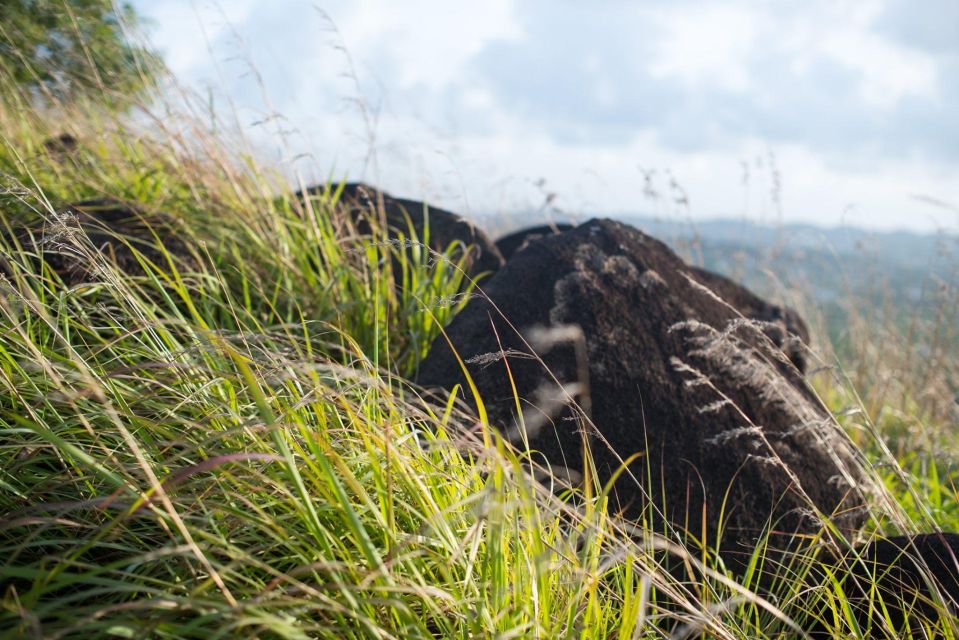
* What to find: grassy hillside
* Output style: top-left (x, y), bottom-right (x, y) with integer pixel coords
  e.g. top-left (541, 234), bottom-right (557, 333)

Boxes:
top-left (1, 73), bottom-right (958, 638)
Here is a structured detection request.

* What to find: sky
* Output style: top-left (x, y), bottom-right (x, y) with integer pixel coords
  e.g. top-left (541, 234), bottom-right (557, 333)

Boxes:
top-left (130, 0), bottom-right (959, 232)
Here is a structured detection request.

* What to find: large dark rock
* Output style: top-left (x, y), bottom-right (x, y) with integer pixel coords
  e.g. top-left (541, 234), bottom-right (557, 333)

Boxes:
top-left (808, 533), bottom-right (959, 638)
top-left (7, 198), bottom-right (194, 286)
top-left (417, 218), bottom-right (872, 564)
top-left (495, 223), bottom-right (574, 260)
top-left (300, 182), bottom-right (504, 279)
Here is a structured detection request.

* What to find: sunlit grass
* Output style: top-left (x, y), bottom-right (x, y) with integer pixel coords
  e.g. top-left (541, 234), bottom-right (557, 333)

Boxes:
top-left (0, 43), bottom-right (958, 639)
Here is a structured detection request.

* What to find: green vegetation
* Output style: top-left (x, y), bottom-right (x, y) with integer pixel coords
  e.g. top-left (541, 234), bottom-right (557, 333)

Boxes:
top-left (0, 0), bottom-right (159, 107)
top-left (1, 20), bottom-right (958, 640)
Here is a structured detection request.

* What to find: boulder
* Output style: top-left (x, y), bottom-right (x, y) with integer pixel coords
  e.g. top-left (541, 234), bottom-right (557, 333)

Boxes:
top-left (495, 223), bottom-right (574, 260)
top-left (808, 533), bottom-right (959, 637)
top-left (299, 182), bottom-right (504, 279)
top-left (8, 198), bottom-right (194, 286)
top-left (417, 218), bottom-right (872, 564)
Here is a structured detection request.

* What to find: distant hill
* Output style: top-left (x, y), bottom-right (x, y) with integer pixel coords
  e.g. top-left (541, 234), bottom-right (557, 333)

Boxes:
top-left (620, 215), bottom-right (958, 304)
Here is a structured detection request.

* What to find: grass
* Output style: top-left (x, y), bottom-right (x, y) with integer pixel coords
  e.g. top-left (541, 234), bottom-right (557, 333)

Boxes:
top-left (1, 40), bottom-right (959, 640)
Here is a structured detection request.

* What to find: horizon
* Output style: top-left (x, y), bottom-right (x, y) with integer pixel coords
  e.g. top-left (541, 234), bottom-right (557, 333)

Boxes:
top-left (132, 1), bottom-right (959, 234)
top-left (486, 208), bottom-right (959, 238)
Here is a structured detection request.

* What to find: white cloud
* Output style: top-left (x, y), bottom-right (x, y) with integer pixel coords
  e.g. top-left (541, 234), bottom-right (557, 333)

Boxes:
top-left (647, 1), bottom-right (938, 108)
top-left (649, 4), bottom-right (759, 93)
top-left (128, 0), bottom-right (959, 232)
top-left (136, 0), bottom-right (258, 78)
top-left (782, 1), bottom-right (939, 109)
top-left (819, 29), bottom-right (939, 108)
top-left (338, 0), bottom-right (521, 91)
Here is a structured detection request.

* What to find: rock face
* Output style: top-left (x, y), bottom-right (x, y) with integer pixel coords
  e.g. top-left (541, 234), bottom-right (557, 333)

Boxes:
top-left (495, 223), bottom-right (574, 260)
top-left (300, 183), bottom-right (504, 278)
top-left (809, 534), bottom-right (959, 637)
top-left (417, 218), bottom-right (871, 563)
top-left (8, 198), bottom-right (194, 286)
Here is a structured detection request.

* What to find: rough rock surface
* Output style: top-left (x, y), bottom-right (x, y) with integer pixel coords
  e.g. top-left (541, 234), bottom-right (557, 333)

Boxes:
top-left (417, 218), bottom-right (871, 563)
top-left (300, 182), bottom-right (504, 278)
top-left (495, 223), bottom-right (574, 260)
top-left (8, 198), bottom-right (194, 285)
top-left (688, 266), bottom-right (811, 372)
top-left (809, 533), bottom-right (959, 637)
top-left (497, 222), bottom-right (810, 372)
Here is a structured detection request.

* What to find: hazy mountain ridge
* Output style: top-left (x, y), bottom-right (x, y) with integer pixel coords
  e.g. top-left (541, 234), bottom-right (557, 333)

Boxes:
top-left (622, 216), bottom-right (959, 275)
top-left (623, 215), bottom-right (959, 345)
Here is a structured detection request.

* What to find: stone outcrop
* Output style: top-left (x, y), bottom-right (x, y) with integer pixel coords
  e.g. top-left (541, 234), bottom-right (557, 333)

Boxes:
top-left (300, 182), bottom-right (504, 278)
top-left (495, 223), bottom-right (574, 260)
top-left (417, 218), bottom-right (872, 564)
top-left (497, 222), bottom-right (810, 372)
top-left (7, 198), bottom-right (194, 286)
